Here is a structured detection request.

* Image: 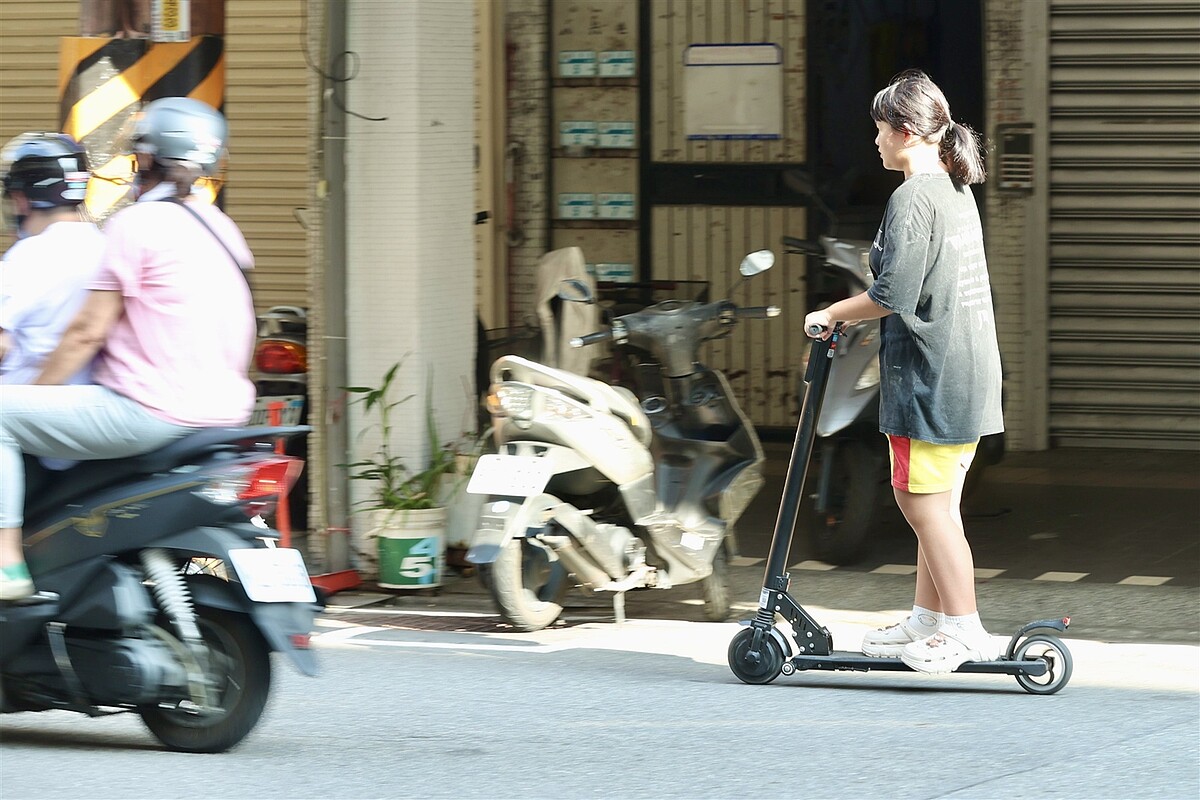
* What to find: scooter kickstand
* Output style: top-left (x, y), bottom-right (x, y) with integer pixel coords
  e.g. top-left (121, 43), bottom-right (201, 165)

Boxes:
top-left (613, 590), bottom-right (626, 624)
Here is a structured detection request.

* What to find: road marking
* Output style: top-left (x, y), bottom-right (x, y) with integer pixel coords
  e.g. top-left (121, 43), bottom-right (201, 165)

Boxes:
top-left (974, 568), bottom-right (1006, 579)
top-left (791, 560), bottom-right (836, 571)
top-left (1117, 575), bottom-right (1172, 586)
top-left (871, 564), bottom-right (917, 575)
top-left (1034, 571), bottom-right (1088, 582)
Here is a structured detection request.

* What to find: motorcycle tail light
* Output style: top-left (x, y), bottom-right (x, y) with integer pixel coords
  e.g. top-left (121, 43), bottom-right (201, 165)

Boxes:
top-left (255, 340), bottom-right (307, 374)
top-left (195, 455), bottom-right (303, 517)
top-left (488, 384), bottom-right (534, 420)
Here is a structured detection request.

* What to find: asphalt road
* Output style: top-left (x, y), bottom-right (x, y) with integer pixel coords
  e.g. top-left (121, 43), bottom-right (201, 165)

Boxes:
top-left (1, 612), bottom-right (1196, 800)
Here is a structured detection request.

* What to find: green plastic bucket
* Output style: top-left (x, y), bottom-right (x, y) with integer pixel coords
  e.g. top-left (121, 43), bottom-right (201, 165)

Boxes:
top-left (375, 507), bottom-right (446, 589)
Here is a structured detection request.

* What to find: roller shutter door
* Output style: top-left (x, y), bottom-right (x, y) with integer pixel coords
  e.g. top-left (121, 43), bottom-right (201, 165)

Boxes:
top-left (1047, 0), bottom-right (1200, 449)
top-left (224, 0), bottom-right (309, 310)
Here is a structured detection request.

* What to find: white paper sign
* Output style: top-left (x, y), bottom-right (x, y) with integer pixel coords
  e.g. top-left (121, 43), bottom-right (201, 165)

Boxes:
top-left (599, 50), bottom-right (636, 77)
top-left (557, 193), bottom-right (596, 219)
top-left (598, 121), bottom-right (636, 148)
top-left (684, 43), bottom-right (783, 140)
top-left (559, 50), bottom-right (598, 77)
top-left (560, 121), bottom-right (598, 147)
top-left (152, 0), bottom-right (191, 42)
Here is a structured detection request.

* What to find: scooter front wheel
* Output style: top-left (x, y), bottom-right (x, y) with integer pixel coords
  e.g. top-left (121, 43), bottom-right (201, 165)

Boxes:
top-left (727, 627), bottom-right (785, 685)
top-left (485, 536), bottom-right (569, 632)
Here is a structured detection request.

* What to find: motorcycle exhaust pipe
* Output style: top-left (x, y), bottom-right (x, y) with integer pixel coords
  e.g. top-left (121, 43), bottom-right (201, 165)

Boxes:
top-left (540, 533), bottom-right (612, 590)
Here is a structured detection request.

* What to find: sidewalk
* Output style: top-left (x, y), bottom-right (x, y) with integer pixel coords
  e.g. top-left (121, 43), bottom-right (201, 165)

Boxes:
top-left (312, 446), bottom-right (1200, 646)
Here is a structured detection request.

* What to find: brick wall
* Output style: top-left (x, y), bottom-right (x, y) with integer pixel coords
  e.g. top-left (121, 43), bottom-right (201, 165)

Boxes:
top-left (984, 0), bottom-right (1046, 451)
top-left (504, 0), bottom-right (551, 324)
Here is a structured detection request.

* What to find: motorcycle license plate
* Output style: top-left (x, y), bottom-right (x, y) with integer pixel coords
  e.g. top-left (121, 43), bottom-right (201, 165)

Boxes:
top-left (467, 454), bottom-right (552, 497)
top-left (249, 395), bottom-right (304, 426)
top-left (228, 547), bottom-right (317, 603)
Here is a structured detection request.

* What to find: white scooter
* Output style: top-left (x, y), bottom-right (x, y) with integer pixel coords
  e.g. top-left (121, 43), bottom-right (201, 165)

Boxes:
top-left (466, 251), bottom-right (780, 631)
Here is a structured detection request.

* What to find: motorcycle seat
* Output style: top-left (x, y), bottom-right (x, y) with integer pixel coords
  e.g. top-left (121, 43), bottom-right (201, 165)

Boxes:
top-left (23, 426), bottom-right (310, 523)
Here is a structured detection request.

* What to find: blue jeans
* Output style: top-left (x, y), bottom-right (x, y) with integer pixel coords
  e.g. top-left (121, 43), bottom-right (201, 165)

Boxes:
top-left (0, 385), bottom-right (194, 528)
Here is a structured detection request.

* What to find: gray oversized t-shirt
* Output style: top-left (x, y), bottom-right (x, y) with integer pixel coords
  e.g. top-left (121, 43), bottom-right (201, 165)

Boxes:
top-left (866, 172), bottom-right (1004, 444)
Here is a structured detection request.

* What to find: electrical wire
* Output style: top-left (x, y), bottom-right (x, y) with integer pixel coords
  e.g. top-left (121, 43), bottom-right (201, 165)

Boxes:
top-left (299, 1), bottom-right (387, 122)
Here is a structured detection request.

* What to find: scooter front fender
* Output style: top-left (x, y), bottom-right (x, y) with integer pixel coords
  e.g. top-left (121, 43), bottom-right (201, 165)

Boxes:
top-left (465, 493), bottom-right (563, 565)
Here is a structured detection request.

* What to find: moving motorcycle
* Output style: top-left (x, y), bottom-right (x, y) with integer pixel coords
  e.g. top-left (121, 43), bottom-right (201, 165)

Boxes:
top-left (0, 426), bottom-right (319, 753)
top-left (466, 251), bottom-right (779, 631)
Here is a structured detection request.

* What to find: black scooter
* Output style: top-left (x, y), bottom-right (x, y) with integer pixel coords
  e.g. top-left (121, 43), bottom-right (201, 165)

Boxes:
top-left (727, 325), bottom-right (1073, 694)
top-left (1, 426), bottom-right (321, 751)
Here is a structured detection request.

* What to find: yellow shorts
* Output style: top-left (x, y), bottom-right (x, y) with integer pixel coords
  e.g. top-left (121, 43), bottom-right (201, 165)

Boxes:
top-left (886, 435), bottom-right (978, 494)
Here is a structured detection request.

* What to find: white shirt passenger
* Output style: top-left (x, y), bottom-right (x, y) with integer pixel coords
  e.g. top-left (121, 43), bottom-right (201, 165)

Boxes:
top-left (0, 220), bottom-right (105, 385)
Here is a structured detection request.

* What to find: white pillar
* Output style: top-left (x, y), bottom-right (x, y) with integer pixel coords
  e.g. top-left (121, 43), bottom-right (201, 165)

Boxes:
top-left (345, 1), bottom-right (477, 537)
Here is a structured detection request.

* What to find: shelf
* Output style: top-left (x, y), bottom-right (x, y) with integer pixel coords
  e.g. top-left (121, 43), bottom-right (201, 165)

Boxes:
top-left (552, 219), bottom-right (639, 229)
top-left (553, 77), bottom-right (638, 88)
top-left (551, 148), bottom-right (638, 158)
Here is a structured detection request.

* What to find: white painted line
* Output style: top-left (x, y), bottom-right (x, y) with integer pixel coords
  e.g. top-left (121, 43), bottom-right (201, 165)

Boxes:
top-left (1118, 575), bottom-right (1172, 586)
top-left (729, 556), bottom-right (764, 568)
top-left (871, 564), bottom-right (917, 575)
top-left (974, 568), bottom-right (1005, 579)
top-left (1034, 571), bottom-right (1088, 583)
top-left (791, 560), bottom-right (836, 571)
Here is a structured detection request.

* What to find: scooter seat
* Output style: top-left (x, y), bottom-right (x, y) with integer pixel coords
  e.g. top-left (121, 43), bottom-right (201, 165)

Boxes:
top-left (23, 426), bottom-right (310, 523)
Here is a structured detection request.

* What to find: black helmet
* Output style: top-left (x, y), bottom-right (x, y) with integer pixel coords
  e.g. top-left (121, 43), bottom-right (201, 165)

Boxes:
top-left (131, 97), bottom-right (228, 177)
top-left (0, 132), bottom-right (90, 209)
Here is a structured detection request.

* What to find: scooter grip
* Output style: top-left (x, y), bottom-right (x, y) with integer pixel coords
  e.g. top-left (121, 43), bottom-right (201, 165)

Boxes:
top-left (569, 330), bottom-right (613, 348)
top-left (805, 323), bottom-right (827, 337)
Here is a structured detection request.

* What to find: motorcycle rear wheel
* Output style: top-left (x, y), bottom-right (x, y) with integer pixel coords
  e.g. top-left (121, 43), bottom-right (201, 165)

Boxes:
top-left (807, 438), bottom-right (881, 566)
top-left (140, 607), bottom-right (271, 754)
top-left (485, 537), bottom-right (569, 632)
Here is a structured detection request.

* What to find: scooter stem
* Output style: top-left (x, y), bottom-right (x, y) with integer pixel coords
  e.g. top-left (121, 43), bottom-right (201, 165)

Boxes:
top-left (762, 327), bottom-right (841, 591)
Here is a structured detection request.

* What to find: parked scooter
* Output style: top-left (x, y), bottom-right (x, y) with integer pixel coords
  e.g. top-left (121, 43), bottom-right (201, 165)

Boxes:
top-left (249, 305), bottom-right (308, 526)
top-left (466, 251), bottom-right (780, 631)
top-left (0, 426), bottom-right (319, 753)
top-left (783, 172), bottom-right (1004, 565)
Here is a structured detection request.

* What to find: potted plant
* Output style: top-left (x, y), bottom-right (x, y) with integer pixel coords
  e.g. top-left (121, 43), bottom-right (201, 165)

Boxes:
top-left (344, 359), bottom-right (459, 588)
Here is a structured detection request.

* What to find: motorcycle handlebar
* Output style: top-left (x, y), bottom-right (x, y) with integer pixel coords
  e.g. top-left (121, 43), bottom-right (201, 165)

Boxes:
top-left (569, 330), bottom-right (614, 348)
top-left (738, 305), bottom-right (781, 319)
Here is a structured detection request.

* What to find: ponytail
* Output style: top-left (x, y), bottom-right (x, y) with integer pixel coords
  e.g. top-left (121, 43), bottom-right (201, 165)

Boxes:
top-left (873, 70), bottom-right (987, 186)
top-left (940, 120), bottom-right (986, 186)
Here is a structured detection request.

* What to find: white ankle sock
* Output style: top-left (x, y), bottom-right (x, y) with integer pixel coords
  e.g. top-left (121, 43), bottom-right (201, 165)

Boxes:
top-left (908, 605), bottom-right (943, 636)
top-left (942, 612), bottom-right (987, 638)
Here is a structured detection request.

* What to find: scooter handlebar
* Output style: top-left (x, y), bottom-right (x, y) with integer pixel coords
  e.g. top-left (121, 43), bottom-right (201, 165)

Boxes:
top-left (569, 330), bottom-right (614, 348)
top-left (805, 323), bottom-right (827, 337)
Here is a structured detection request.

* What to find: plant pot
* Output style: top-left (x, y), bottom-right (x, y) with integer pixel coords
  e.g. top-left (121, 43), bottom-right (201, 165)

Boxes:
top-left (368, 506), bottom-right (447, 589)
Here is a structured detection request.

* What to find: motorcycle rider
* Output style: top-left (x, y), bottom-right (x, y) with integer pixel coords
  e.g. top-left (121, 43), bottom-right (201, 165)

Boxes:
top-left (0, 97), bottom-right (256, 601)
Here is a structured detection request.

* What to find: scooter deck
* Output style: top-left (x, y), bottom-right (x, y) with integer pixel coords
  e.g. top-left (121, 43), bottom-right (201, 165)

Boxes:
top-left (790, 651), bottom-right (1047, 677)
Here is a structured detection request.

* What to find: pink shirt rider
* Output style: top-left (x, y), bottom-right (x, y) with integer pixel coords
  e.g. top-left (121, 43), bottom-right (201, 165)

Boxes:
top-left (89, 194), bottom-right (256, 427)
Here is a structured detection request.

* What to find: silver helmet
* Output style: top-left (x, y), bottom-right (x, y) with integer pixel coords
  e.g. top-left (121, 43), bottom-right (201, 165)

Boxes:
top-left (131, 97), bottom-right (227, 177)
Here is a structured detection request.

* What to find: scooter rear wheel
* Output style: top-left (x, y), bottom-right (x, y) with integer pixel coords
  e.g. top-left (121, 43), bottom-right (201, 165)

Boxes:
top-left (727, 627), bottom-right (785, 685)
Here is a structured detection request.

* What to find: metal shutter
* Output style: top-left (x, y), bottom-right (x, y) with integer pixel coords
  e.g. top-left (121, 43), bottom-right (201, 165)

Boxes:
top-left (1047, 0), bottom-right (1200, 449)
top-left (224, 0), bottom-right (310, 310)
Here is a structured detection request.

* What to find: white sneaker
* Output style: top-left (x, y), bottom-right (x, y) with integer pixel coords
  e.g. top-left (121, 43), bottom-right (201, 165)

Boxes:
top-left (861, 619), bottom-right (931, 658)
top-left (901, 628), bottom-right (1001, 674)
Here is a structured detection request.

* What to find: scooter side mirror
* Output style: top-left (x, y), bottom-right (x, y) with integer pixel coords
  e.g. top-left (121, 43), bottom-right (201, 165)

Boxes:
top-left (739, 250), bottom-right (775, 276)
top-left (557, 279), bottom-right (594, 304)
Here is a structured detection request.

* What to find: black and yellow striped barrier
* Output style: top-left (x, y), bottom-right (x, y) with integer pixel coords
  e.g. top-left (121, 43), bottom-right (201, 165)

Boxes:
top-left (58, 35), bottom-right (225, 220)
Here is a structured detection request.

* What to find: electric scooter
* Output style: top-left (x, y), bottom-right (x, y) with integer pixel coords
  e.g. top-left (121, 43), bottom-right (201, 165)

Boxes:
top-left (726, 324), bottom-right (1073, 694)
